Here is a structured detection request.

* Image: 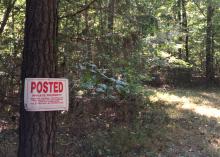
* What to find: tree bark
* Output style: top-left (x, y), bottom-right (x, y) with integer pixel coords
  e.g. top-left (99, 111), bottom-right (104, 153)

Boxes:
top-left (18, 0), bottom-right (58, 157)
top-left (84, 0), bottom-right (92, 61)
top-left (205, 2), bottom-right (214, 83)
top-left (182, 0), bottom-right (189, 62)
top-left (106, 0), bottom-right (115, 56)
top-left (107, 0), bottom-right (115, 33)
top-left (177, 0), bottom-right (182, 59)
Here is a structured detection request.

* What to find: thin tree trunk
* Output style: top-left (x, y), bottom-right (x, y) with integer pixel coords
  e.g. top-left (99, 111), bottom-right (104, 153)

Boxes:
top-left (0, 0), bottom-right (16, 35)
top-left (107, 0), bottom-right (115, 57)
top-left (107, 0), bottom-right (115, 32)
top-left (205, 2), bottom-right (214, 83)
top-left (182, 0), bottom-right (189, 62)
top-left (84, 0), bottom-right (92, 61)
top-left (177, 0), bottom-right (182, 59)
top-left (18, 0), bottom-right (58, 157)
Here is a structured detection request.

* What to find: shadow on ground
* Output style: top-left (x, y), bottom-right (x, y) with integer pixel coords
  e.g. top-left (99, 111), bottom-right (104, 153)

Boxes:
top-left (1, 87), bottom-right (220, 157)
top-left (55, 87), bottom-right (220, 157)
top-left (144, 87), bottom-right (220, 156)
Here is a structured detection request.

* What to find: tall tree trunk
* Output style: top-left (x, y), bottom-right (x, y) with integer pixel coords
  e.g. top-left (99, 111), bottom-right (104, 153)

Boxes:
top-left (182, 0), bottom-right (189, 62)
top-left (205, 2), bottom-right (214, 83)
top-left (107, 0), bottom-right (115, 57)
top-left (84, 0), bottom-right (92, 62)
top-left (107, 0), bottom-right (115, 33)
top-left (98, 0), bottom-right (105, 35)
top-left (18, 0), bottom-right (58, 157)
top-left (177, 0), bottom-right (182, 59)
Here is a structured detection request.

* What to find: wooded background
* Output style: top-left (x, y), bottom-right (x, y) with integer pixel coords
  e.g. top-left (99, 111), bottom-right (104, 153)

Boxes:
top-left (0, 0), bottom-right (220, 103)
top-left (1, 0), bottom-right (220, 156)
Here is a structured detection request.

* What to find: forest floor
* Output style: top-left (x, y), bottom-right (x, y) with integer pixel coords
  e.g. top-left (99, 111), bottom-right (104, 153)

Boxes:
top-left (1, 87), bottom-right (220, 156)
top-left (144, 87), bottom-right (220, 156)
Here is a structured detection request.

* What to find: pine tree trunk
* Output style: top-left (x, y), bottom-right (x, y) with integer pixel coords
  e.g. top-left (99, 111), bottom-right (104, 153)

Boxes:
top-left (177, 0), bottom-right (182, 59)
top-left (108, 0), bottom-right (115, 32)
top-left (182, 0), bottom-right (189, 62)
top-left (205, 2), bottom-right (214, 83)
top-left (84, 0), bottom-right (92, 61)
top-left (18, 0), bottom-right (58, 157)
top-left (107, 0), bottom-right (115, 56)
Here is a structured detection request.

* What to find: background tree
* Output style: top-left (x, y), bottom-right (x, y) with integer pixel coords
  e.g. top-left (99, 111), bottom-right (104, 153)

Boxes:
top-left (182, 0), bottom-right (189, 62)
top-left (0, 0), bottom-right (17, 35)
top-left (205, 0), bottom-right (215, 83)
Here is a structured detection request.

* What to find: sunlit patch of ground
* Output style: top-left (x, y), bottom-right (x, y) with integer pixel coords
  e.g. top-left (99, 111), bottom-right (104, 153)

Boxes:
top-left (148, 88), bottom-right (220, 118)
top-left (146, 87), bottom-right (220, 156)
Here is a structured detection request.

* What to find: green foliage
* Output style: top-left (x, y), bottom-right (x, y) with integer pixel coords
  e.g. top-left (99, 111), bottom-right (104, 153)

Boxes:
top-left (136, 15), bottom-right (159, 36)
top-left (78, 60), bottom-right (149, 99)
top-left (168, 57), bottom-right (192, 68)
top-left (79, 63), bottom-right (129, 98)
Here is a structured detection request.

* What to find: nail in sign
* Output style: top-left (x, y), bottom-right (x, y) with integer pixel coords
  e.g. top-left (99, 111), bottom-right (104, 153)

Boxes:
top-left (24, 78), bottom-right (69, 111)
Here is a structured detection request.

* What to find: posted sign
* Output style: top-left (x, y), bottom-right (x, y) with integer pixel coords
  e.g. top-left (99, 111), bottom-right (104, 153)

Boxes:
top-left (24, 78), bottom-right (69, 111)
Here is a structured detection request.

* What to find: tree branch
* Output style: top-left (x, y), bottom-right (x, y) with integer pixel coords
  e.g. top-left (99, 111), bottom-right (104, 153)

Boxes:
top-left (0, 0), bottom-right (17, 35)
top-left (192, 0), bottom-right (206, 17)
top-left (59, 0), bottom-right (97, 19)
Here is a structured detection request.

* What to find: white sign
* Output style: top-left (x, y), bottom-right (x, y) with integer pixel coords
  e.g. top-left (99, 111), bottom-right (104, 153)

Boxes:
top-left (24, 78), bottom-right (69, 111)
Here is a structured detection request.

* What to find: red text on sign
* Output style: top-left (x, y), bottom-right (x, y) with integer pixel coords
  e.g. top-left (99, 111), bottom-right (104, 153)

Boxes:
top-left (31, 81), bottom-right (63, 93)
